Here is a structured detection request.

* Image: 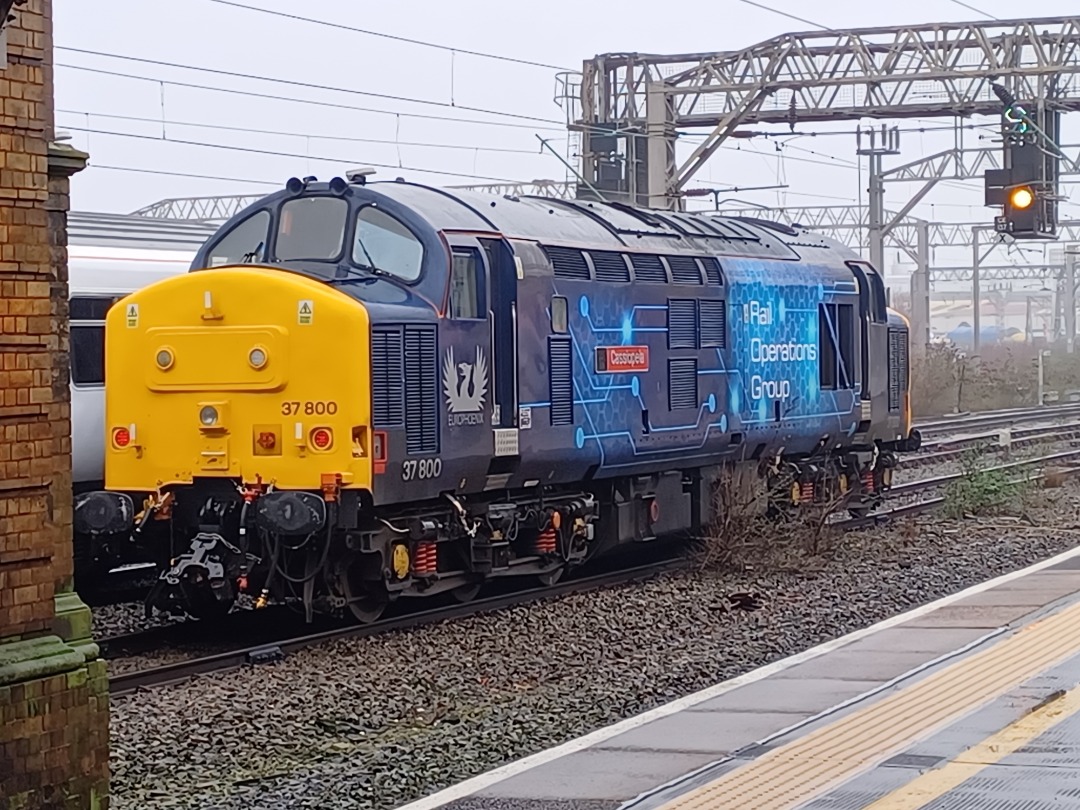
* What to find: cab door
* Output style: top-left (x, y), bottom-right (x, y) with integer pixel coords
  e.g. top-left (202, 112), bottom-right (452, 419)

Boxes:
top-left (441, 235), bottom-right (519, 489)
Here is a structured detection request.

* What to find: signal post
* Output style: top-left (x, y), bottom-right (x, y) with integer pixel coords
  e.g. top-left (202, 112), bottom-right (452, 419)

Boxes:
top-left (0, 1), bottom-right (110, 807)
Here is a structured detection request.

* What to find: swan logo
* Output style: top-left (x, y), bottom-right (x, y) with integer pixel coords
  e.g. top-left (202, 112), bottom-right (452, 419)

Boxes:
top-left (442, 345), bottom-right (488, 426)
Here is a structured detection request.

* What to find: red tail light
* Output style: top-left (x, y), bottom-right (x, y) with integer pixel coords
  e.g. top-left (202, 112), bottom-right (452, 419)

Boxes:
top-left (310, 428), bottom-right (333, 450)
top-left (112, 427), bottom-right (131, 448)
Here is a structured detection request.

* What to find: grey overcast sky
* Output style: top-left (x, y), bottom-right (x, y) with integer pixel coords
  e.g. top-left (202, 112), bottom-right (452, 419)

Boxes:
top-left (53, 0), bottom-right (1080, 276)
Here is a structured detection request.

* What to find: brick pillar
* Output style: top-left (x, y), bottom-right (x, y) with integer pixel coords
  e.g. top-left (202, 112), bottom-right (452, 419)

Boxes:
top-left (0, 1), bottom-right (110, 807)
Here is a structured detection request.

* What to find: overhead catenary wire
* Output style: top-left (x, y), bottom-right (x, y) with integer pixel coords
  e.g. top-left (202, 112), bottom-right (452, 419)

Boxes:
top-left (204, 0), bottom-right (573, 72)
top-left (57, 47), bottom-right (564, 126)
top-left (90, 164), bottom-right (281, 186)
top-left (60, 126), bottom-right (538, 184)
top-left (947, 0), bottom-right (999, 20)
top-left (57, 64), bottom-right (567, 133)
top-left (57, 110), bottom-right (554, 156)
top-left (733, 0), bottom-right (831, 30)
top-left (57, 110), bottom-right (867, 174)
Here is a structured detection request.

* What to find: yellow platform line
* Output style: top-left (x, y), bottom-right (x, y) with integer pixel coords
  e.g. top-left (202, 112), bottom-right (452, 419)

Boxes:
top-left (655, 597), bottom-right (1080, 810)
top-left (863, 687), bottom-right (1080, 809)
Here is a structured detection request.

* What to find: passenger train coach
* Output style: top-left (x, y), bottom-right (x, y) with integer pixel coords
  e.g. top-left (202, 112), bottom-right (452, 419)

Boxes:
top-left (75, 175), bottom-right (920, 621)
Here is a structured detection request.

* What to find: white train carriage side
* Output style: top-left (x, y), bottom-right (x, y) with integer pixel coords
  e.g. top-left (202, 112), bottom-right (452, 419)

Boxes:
top-left (67, 211), bottom-right (217, 585)
top-left (70, 245), bottom-right (196, 491)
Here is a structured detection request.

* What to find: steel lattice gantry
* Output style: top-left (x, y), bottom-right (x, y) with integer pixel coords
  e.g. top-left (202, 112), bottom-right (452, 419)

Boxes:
top-left (131, 194), bottom-right (269, 221)
top-left (566, 16), bottom-right (1080, 208)
top-left (720, 204), bottom-right (1080, 280)
top-left (131, 181), bottom-right (579, 223)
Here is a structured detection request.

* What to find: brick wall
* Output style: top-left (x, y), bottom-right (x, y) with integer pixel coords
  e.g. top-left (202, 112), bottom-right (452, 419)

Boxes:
top-left (0, 0), bottom-right (59, 640)
top-left (1, 1), bottom-right (111, 807)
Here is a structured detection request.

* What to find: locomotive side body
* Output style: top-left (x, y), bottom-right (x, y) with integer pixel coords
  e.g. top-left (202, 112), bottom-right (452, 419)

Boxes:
top-left (78, 179), bottom-right (919, 622)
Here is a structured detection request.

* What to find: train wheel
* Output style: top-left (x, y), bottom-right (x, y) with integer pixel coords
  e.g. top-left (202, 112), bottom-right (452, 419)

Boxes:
top-left (339, 554), bottom-right (389, 623)
top-left (536, 565), bottom-right (564, 587)
top-left (346, 584), bottom-right (388, 624)
top-left (184, 597), bottom-right (233, 622)
top-left (451, 582), bottom-right (482, 603)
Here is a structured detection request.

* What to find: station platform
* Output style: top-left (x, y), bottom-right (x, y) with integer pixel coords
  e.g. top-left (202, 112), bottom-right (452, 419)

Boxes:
top-left (400, 545), bottom-right (1080, 810)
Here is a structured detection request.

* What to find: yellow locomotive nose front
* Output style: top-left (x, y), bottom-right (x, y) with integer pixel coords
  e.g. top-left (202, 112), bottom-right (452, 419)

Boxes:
top-left (104, 266), bottom-right (373, 493)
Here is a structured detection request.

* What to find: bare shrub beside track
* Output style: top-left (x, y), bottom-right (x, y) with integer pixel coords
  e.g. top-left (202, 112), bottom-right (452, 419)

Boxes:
top-left (911, 343), bottom-right (1080, 417)
top-left (943, 448), bottom-right (1030, 519)
top-left (694, 467), bottom-right (845, 572)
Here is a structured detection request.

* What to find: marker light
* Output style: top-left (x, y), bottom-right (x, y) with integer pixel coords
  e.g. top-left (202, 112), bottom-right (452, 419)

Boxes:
top-left (112, 427), bottom-right (131, 448)
top-left (155, 348), bottom-right (174, 370)
top-left (1010, 187), bottom-right (1035, 209)
top-left (199, 405), bottom-right (219, 426)
top-left (248, 347), bottom-right (268, 369)
top-left (311, 428), bottom-right (333, 450)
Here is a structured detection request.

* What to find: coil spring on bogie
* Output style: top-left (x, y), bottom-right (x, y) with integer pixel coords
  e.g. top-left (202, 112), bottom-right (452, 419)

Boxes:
top-left (536, 526), bottom-right (557, 555)
top-left (800, 481), bottom-right (815, 503)
top-left (862, 470), bottom-right (876, 493)
top-left (413, 541), bottom-right (438, 576)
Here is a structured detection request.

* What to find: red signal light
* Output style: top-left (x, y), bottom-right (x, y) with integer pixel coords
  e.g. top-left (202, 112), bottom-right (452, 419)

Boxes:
top-left (113, 427), bottom-right (131, 448)
top-left (311, 428), bottom-right (333, 450)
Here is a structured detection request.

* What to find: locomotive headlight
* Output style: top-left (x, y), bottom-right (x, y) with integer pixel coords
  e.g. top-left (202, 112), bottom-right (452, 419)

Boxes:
top-left (199, 405), bottom-right (219, 427)
top-left (248, 346), bottom-right (268, 369)
top-left (155, 347), bottom-right (175, 370)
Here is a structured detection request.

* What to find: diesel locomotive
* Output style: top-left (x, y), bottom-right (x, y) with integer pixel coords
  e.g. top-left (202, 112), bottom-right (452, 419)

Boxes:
top-left (75, 174), bottom-right (920, 622)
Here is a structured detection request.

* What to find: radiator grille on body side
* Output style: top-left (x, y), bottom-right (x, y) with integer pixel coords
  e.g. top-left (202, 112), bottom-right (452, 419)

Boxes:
top-left (668, 299), bottom-right (699, 350)
top-left (700, 257), bottom-right (724, 285)
top-left (668, 256), bottom-right (703, 284)
top-left (631, 254), bottom-right (667, 283)
top-left (590, 251), bottom-right (631, 282)
top-left (404, 326), bottom-right (439, 454)
top-left (888, 328), bottom-right (909, 413)
top-left (371, 327), bottom-right (405, 428)
top-left (668, 359), bottom-right (699, 410)
top-left (549, 338), bottom-right (574, 426)
top-left (543, 246), bottom-right (591, 280)
top-left (699, 300), bottom-right (727, 349)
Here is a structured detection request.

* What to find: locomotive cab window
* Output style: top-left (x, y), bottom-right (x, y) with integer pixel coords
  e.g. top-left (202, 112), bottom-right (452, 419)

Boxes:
top-left (847, 261), bottom-right (888, 324)
top-left (353, 206), bottom-right (424, 282)
top-left (206, 210), bottom-right (270, 267)
top-left (449, 249), bottom-right (483, 320)
top-left (551, 296), bottom-right (568, 333)
top-left (866, 270), bottom-right (888, 324)
top-left (277, 197), bottom-right (348, 262)
top-left (819, 302), bottom-right (855, 391)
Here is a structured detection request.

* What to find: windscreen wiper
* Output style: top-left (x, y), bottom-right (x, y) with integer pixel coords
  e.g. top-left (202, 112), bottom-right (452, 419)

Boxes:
top-left (241, 242), bottom-right (264, 264)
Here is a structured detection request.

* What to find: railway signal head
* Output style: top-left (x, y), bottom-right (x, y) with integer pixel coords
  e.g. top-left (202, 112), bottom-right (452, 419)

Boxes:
top-left (1009, 186), bottom-right (1035, 210)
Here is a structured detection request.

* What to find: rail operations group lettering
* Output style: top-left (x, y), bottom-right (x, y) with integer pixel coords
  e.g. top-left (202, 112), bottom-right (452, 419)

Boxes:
top-left (744, 299), bottom-right (816, 402)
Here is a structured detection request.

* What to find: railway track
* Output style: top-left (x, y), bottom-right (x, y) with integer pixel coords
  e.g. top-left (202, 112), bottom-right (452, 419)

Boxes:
top-left (105, 555), bottom-right (687, 697)
top-left (104, 446), bottom-right (1080, 697)
top-left (915, 402), bottom-right (1080, 436)
top-left (907, 425), bottom-right (1080, 468)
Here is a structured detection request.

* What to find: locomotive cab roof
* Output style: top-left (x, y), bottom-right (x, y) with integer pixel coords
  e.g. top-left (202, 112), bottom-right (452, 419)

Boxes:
top-left (192, 177), bottom-right (857, 309)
